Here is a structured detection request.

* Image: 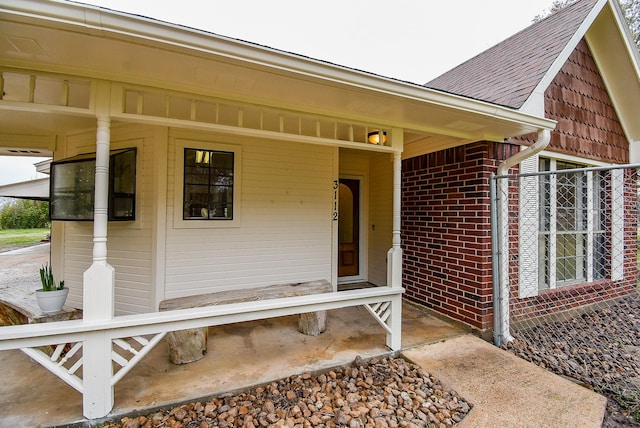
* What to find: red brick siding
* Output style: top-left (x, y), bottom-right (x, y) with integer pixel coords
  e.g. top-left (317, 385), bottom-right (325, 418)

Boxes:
top-left (403, 39), bottom-right (635, 332)
top-left (402, 142), bottom-right (519, 330)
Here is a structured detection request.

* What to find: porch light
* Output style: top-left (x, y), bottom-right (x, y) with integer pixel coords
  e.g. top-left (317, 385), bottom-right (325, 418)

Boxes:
top-left (195, 150), bottom-right (209, 164)
top-left (367, 130), bottom-right (387, 145)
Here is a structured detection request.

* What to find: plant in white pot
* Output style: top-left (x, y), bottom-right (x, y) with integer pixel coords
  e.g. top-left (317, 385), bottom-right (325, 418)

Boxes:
top-left (35, 263), bottom-right (68, 313)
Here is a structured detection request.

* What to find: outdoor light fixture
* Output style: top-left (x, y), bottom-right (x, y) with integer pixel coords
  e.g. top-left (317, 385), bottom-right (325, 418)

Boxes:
top-left (195, 150), bottom-right (210, 164)
top-left (367, 130), bottom-right (387, 145)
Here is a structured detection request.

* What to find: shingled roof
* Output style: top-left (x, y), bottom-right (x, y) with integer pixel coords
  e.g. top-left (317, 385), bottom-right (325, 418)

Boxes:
top-left (426, 0), bottom-right (599, 109)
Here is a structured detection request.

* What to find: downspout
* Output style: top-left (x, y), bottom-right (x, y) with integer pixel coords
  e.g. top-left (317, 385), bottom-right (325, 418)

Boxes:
top-left (492, 129), bottom-right (551, 346)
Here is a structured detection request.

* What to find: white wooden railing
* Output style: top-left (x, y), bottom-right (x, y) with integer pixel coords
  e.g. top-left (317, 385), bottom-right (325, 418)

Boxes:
top-left (0, 287), bottom-right (403, 420)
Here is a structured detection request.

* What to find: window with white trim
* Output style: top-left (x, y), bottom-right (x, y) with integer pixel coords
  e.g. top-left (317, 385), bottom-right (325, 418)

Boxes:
top-left (174, 139), bottom-right (241, 229)
top-left (183, 148), bottom-right (234, 220)
top-left (538, 158), bottom-right (606, 290)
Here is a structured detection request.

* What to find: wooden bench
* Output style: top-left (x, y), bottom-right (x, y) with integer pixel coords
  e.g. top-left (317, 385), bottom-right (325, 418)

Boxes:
top-left (158, 280), bottom-right (333, 364)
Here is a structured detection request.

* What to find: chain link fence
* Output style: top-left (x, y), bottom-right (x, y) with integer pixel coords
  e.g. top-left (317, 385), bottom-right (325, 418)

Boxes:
top-left (492, 163), bottom-right (640, 420)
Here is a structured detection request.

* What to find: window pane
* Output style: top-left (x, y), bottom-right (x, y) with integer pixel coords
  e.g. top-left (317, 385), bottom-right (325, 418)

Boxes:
top-left (183, 148), bottom-right (234, 220)
top-left (184, 184), bottom-right (210, 218)
top-left (538, 233), bottom-right (550, 290)
top-left (556, 233), bottom-right (577, 282)
top-left (538, 158), bottom-right (605, 290)
top-left (110, 149), bottom-right (136, 220)
top-left (50, 159), bottom-right (95, 220)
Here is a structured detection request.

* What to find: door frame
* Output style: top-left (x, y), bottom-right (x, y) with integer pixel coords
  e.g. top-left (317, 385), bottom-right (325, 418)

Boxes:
top-left (337, 174), bottom-right (366, 284)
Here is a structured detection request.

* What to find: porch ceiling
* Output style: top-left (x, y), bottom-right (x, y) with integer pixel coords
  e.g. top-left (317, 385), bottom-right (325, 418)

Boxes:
top-left (0, 1), bottom-right (555, 155)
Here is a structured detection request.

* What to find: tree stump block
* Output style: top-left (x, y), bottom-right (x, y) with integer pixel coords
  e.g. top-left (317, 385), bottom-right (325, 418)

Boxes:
top-left (297, 311), bottom-right (326, 336)
top-left (166, 327), bottom-right (208, 365)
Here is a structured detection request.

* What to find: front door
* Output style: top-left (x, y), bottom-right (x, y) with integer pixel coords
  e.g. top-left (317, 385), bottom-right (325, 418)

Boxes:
top-left (338, 178), bottom-right (360, 278)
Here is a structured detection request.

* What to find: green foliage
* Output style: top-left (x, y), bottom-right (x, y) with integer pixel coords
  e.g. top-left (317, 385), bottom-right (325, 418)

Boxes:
top-left (533, 0), bottom-right (578, 22)
top-left (0, 199), bottom-right (49, 230)
top-left (0, 228), bottom-right (49, 250)
top-left (619, 0), bottom-right (640, 49)
top-left (533, 0), bottom-right (640, 52)
top-left (39, 262), bottom-right (64, 291)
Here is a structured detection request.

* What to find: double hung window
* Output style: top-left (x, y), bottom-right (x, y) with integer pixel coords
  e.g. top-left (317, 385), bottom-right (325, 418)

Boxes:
top-left (538, 158), bottom-right (606, 290)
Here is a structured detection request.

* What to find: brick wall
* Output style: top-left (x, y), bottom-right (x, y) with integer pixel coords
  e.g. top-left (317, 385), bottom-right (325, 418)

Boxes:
top-left (402, 142), bottom-right (518, 330)
top-left (403, 38), bottom-right (636, 333)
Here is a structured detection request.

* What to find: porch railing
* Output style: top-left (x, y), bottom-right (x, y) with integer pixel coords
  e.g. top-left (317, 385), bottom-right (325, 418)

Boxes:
top-left (0, 286), bottom-right (403, 420)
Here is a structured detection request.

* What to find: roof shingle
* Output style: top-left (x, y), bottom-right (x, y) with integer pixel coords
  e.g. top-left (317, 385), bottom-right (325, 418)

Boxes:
top-left (425, 0), bottom-right (599, 108)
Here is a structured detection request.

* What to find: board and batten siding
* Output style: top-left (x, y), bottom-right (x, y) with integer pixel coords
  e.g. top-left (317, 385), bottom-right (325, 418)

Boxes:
top-left (164, 134), bottom-right (334, 299)
top-left (61, 126), bottom-right (156, 315)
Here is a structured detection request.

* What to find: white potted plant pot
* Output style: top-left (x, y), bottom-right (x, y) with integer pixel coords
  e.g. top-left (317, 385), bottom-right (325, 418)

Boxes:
top-left (36, 288), bottom-right (69, 313)
top-left (36, 263), bottom-right (68, 313)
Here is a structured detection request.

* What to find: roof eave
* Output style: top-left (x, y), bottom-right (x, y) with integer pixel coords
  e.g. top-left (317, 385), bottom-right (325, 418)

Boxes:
top-left (1, 0), bottom-right (556, 141)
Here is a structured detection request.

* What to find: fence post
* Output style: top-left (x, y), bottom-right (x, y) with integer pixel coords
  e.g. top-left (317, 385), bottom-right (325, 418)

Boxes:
top-left (490, 174), bottom-right (503, 346)
top-left (491, 173), bottom-right (515, 347)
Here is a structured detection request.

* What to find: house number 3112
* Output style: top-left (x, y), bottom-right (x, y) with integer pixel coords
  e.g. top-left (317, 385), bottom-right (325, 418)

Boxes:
top-left (332, 180), bottom-right (338, 221)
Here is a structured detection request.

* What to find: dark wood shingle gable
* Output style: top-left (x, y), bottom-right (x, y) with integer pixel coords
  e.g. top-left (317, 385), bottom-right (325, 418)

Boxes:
top-left (426, 0), bottom-right (599, 108)
top-left (546, 40), bottom-right (628, 163)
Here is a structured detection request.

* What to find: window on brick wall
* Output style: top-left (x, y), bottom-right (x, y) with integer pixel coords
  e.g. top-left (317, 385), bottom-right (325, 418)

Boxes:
top-left (538, 158), bottom-right (607, 290)
top-left (517, 155), bottom-right (622, 298)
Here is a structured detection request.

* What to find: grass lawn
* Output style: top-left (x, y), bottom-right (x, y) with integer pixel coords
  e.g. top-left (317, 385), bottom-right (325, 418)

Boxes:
top-left (0, 228), bottom-right (50, 252)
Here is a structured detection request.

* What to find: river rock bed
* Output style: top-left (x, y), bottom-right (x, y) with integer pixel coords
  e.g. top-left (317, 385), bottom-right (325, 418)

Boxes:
top-left (502, 293), bottom-right (640, 427)
top-left (101, 356), bottom-right (471, 428)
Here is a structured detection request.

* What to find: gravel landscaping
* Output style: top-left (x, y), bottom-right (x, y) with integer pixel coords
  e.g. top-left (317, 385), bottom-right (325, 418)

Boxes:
top-left (503, 293), bottom-right (640, 427)
top-left (74, 292), bottom-right (640, 427)
top-left (97, 356), bottom-right (472, 428)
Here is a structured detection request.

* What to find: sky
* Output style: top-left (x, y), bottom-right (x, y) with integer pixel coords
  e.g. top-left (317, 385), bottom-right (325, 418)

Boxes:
top-left (1, 0), bottom-right (558, 185)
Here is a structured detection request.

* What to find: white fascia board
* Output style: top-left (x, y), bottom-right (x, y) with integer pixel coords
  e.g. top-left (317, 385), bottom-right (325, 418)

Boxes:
top-left (607, 0), bottom-right (640, 73)
top-left (3, 0), bottom-right (556, 135)
top-left (0, 177), bottom-right (49, 199)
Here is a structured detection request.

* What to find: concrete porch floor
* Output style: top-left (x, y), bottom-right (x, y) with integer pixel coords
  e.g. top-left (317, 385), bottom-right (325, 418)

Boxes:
top-left (0, 244), bottom-right (607, 427)
top-left (1, 301), bottom-right (465, 427)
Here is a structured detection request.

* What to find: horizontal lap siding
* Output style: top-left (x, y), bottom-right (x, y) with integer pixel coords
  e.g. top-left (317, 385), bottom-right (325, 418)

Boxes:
top-left (62, 127), bottom-right (155, 315)
top-left (165, 138), bottom-right (333, 299)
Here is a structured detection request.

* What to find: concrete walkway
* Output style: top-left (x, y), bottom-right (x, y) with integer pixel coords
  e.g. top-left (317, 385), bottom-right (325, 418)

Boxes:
top-left (404, 335), bottom-right (607, 428)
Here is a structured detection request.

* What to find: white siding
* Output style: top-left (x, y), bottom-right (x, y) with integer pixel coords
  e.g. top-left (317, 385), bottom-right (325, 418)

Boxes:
top-left (61, 125), bottom-right (156, 315)
top-left (164, 133), bottom-right (334, 299)
top-left (368, 153), bottom-right (392, 285)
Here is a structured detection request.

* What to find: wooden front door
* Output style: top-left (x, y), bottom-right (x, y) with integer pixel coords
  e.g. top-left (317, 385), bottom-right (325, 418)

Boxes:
top-left (338, 179), bottom-right (360, 278)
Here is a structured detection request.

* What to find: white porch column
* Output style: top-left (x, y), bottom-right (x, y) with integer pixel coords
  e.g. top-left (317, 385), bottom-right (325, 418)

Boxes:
top-left (83, 115), bottom-right (115, 320)
top-left (386, 147), bottom-right (403, 350)
top-left (387, 150), bottom-right (403, 288)
top-left (82, 114), bottom-right (115, 419)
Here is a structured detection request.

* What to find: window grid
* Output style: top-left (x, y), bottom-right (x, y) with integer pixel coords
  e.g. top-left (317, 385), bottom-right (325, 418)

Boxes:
top-left (183, 148), bottom-right (234, 220)
top-left (538, 158), bottom-right (605, 290)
